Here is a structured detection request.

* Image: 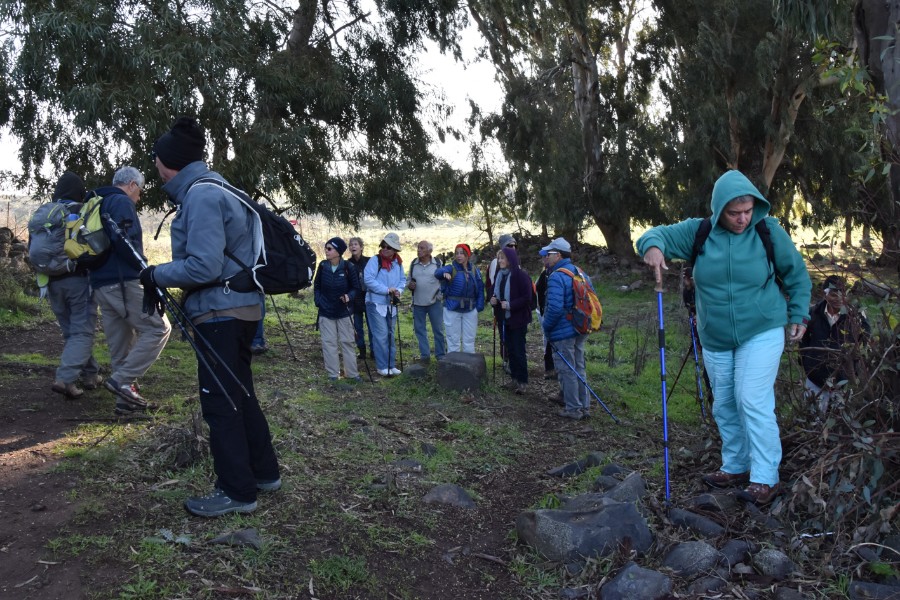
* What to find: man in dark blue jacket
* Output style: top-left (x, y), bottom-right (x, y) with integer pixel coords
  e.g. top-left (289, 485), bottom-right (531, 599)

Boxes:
top-left (91, 166), bottom-right (171, 415)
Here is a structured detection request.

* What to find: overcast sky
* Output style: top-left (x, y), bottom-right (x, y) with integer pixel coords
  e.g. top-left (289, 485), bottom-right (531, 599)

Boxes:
top-left (0, 21), bottom-right (502, 194)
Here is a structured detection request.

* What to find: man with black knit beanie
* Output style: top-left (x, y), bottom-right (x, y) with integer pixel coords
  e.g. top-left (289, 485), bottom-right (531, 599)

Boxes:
top-left (35, 172), bottom-right (102, 399)
top-left (143, 116), bottom-right (281, 517)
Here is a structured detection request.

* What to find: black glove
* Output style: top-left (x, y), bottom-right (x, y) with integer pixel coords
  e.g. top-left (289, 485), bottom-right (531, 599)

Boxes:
top-left (139, 267), bottom-right (165, 316)
top-left (139, 266), bottom-right (156, 287)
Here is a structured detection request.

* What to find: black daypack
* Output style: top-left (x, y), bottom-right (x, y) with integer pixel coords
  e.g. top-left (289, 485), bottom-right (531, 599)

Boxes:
top-left (690, 218), bottom-right (779, 289)
top-left (190, 178), bottom-right (317, 294)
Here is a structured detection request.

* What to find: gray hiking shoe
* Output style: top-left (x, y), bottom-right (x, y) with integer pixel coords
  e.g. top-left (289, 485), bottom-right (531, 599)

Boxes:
top-left (556, 409), bottom-right (584, 421)
top-left (81, 373), bottom-right (103, 390)
top-left (51, 381), bottom-right (84, 399)
top-left (184, 489), bottom-right (257, 517)
top-left (256, 478), bottom-right (282, 492)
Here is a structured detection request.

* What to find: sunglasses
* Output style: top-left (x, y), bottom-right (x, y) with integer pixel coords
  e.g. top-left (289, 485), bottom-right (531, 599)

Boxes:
top-left (506, 243), bottom-right (517, 248)
top-left (325, 245), bottom-right (334, 251)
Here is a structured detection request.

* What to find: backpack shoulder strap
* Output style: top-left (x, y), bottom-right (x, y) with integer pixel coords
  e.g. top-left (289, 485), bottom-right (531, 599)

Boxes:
top-left (409, 257), bottom-right (419, 280)
top-left (690, 218), bottom-right (713, 265)
top-left (755, 219), bottom-right (778, 287)
top-left (755, 219), bottom-right (775, 269)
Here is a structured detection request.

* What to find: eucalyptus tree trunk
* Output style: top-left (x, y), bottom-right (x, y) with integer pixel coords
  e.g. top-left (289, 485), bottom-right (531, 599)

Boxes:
top-left (855, 0), bottom-right (900, 265)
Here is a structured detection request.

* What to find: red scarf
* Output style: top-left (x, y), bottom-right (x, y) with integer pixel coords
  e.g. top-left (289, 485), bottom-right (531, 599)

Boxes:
top-left (379, 249), bottom-right (402, 270)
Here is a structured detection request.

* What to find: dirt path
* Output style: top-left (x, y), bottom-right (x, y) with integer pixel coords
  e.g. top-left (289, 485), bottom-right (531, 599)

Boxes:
top-left (0, 323), bottom-right (92, 599)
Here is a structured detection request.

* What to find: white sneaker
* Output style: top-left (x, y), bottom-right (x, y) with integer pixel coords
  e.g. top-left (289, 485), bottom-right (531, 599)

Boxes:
top-left (377, 369), bottom-right (389, 376)
top-left (389, 368), bottom-right (402, 376)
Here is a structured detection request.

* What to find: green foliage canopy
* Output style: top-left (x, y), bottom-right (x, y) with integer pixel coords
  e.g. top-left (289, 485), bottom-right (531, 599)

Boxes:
top-left (0, 0), bottom-right (468, 224)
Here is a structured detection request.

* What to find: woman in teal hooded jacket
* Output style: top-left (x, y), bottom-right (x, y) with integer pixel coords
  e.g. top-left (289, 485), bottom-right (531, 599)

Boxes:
top-left (637, 170), bottom-right (811, 505)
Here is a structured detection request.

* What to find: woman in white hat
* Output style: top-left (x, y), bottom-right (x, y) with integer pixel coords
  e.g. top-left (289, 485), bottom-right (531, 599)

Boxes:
top-left (363, 233), bottom-right (407, 376)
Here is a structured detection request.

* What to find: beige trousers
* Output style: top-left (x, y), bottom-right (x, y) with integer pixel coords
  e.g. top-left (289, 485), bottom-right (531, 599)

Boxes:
top-left (320, 316), bottom-right (359, 378)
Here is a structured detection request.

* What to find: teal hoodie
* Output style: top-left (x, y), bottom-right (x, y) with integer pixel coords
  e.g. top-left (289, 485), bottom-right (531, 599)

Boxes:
top-left (636, 170), bottom-right (811, 352)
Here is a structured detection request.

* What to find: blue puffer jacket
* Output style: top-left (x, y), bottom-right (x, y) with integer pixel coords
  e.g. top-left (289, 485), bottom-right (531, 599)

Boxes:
top-left (435, 261), bottom-right (485, 313)
top-left (151, 162), bottom-right (263, 319)
top-left (314, 259), bottom-right (360, 319)
top-left (89, 186), bottom-right (144, 289)
top-left (542, 257), bottom-right (589, 342)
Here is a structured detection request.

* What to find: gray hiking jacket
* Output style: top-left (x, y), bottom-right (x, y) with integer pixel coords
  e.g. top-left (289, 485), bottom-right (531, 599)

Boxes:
top-left (151, 161), bottom-right (263, 319)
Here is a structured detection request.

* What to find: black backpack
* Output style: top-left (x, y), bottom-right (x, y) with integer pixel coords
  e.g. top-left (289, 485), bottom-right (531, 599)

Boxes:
top-left (690, 218), bottom-right (779, 289)
top-left (190, 178), bottom-right (317, 294)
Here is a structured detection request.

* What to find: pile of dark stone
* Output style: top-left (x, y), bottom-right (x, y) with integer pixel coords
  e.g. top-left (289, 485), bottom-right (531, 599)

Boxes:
top-left (511, 452), bottom-right (900, 600)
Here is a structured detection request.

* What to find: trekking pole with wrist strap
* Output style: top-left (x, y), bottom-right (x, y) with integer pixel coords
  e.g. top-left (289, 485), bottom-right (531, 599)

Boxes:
top-left (688, 314), bottom-right (708, 422)
top-left (104, 214), bottom-right (243, 410)
top-left (346, 305), bottom-right (374, 383)
top-left (656, 286), bottom-right (672, 510)
top-left (549, 343), bottom-right (620, 424)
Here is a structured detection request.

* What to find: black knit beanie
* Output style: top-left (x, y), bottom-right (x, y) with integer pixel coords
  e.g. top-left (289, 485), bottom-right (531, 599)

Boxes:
top-left (326, 237), bottom-right (348, 255)
top-left (52, 171), bottom-right (86, 201)
top-left (153, 116), bottom-right (206, 170)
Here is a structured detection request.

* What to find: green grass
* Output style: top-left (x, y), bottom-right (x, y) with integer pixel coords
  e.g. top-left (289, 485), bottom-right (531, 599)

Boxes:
top-left (6, 262), bottom-right (862, 599)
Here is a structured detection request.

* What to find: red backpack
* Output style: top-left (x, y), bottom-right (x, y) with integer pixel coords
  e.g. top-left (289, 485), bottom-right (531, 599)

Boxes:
top-left (557, 267), bottom-right (602, 334)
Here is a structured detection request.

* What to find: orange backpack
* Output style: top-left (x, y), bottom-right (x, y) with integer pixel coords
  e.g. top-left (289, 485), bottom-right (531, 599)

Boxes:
top-left (557, 267), bottom-right (602, 334)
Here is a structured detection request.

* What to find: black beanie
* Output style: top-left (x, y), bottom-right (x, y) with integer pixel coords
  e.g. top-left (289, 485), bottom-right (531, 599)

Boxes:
top-left (326, 237), bottom-right (348, 255)
top-left (52, 171), bottom-right (86, 201)
top-left (153, 116), bottom-right (206, 170)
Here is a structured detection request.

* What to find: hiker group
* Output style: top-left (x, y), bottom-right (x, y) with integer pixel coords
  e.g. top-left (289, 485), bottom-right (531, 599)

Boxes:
top-left (30, 121), bottom-right (859, 517)
top-left (308, 229), bottom-right (604, 418)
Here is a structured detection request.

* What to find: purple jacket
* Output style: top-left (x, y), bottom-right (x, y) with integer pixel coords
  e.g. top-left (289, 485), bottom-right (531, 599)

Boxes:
top-left (492, 247), bottom-right (533, 330)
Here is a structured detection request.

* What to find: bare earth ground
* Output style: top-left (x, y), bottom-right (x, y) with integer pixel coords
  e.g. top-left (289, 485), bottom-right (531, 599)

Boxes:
top-left (0, 324), bottom-right (89, 599)
top-left (0, 320), bottom-right (635, 600)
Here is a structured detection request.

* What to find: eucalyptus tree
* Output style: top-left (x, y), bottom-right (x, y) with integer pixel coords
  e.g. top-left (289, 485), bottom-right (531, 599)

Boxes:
top-left (0, 0), bottom-right (468, 224)
top-left (467, 0), bottom-right (665, 259)
top-left (653, 0), bottom-right (856, 219)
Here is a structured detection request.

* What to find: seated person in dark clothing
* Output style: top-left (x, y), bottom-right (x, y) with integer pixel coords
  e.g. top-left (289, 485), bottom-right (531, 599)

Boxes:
top-left (799, 275), bottom-right (870, 413)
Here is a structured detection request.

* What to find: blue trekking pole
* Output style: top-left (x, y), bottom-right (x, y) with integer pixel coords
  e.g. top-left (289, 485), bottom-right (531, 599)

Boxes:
top-left (657, 288), bottom-right (671, 509)
top-left (688, 314), bottom-right (708, 422)
top-left (549, 344), bottom-right (620, 424)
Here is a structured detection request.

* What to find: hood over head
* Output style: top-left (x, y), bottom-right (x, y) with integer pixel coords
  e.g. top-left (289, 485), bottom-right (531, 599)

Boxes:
top-left (501, 246), bottom-right (520, 270)
top-left (710, 170), bottom-right (770, 229)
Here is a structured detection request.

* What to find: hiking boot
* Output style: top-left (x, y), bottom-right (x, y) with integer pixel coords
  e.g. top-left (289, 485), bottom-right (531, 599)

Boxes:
top-left (388, 367), bottom-right (402, 376)
top-left (114, 402), bottom-right (148, 416)
top-left (377, 368), bottom-right (389, 376)
top-left (738, 482), bottom-right (783, 506)
top-left (105, 378), bottom-right (156, 411)
top-left (250, 344), bottom-right (269, 355)
top-left (184, 489), bottom-right (257, 517)
top-left (544, 370), bottom-right (558, 380)
top-left (51, 381), bottom-right (84, 399)
top-left (701, 470), bottom-right (750, 489)
top-left (515, 383), bottom-right (527, 395)
top-left (81, 373), bottom-right (103, 390)
top-left (557, 409), bottom-right (584, 421)
top-left (256, 478), bottom-right (282, 492)
top-left (580, 408), bottom-right (591, 419)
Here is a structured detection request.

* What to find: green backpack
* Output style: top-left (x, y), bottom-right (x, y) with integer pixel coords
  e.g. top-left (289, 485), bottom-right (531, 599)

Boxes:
top-left (63, 192), bottom-right (110, 265)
